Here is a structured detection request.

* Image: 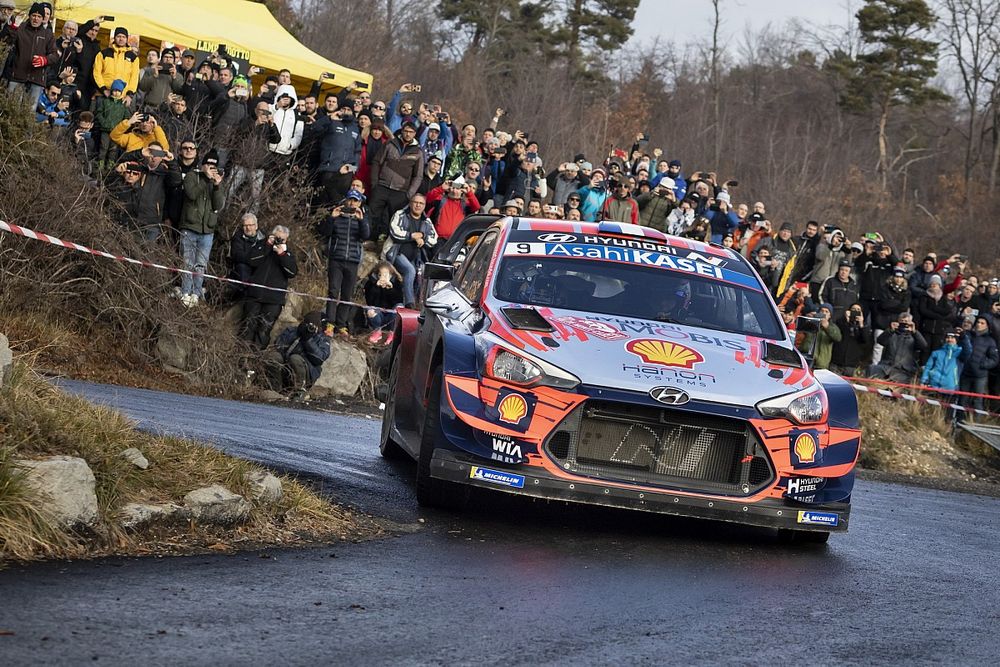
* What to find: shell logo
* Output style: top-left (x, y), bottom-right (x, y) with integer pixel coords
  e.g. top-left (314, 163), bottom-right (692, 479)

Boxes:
top-left (626, 339), bottom-right (705, 369)
top-left (497, 393), bottom-right (529, 425)
top-left (794, 433), bottom-right (817, 464)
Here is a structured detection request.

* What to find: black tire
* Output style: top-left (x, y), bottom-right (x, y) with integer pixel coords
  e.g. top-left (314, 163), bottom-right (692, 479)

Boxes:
top-left (415, 366), bottom-right (469, 511)
top-left (777, 528), bottom-right (831, 544)
top-left (379, 350), bottom-right (407, 460)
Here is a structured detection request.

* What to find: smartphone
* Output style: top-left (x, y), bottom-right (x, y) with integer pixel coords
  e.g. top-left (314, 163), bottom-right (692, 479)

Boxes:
top-left (436, 112), bottom-right (446, 121)
top-left (413, 84), bottom-right (422, 92)
top-left (104, 15), bottom-right (116, 21)
top-left (81, 131), bottom-right (92, 139)
top-left (638, 132), bottom-right (649, 147)
top-left (864, 232), bottom-right (879, 241)
top-left (321, 72), bottom-right (335, 79)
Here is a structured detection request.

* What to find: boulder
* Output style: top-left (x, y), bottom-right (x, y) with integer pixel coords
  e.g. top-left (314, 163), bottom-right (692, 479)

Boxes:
top-left (0, 332), bottom-right (12, 387)
top-left (17, 456), bottom-right (99, 528)
top-left (245, 470), bottom-right (283, 504)
top-left (156, 326), bottom-right (192, 374)
top-left (311, 340), bottom-right (368, 397)
top-left (358, 249), bottom-right (381, 283)
top-left (184, 485), bottom-right (251, 525)
top-left (269, 292), bottom-right (310, 344)
top-left (258, 389), bottom-right (286, 402)
top-left (120, 447), bottom-right (150, 470)
top-left (118, 502), bottom-right (186, 530)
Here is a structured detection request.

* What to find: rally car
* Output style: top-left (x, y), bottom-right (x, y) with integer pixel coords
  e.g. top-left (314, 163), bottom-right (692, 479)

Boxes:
top-left (380, 218), bottom-right (861, 542)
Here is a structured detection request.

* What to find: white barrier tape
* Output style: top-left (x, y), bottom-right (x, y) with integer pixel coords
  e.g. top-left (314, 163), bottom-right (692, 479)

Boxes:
top-left (0, 220), bottom-right (397, 314)
top-left (850, 382), bottom-right (1000, 419)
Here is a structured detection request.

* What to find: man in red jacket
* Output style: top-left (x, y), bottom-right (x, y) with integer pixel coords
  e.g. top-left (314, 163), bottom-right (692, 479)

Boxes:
top-left (426, 176), bottom-right (480, 242)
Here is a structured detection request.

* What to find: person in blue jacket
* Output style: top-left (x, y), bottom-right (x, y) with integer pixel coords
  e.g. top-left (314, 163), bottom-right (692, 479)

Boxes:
top-left (705, 191), bottom-right (740, 243)
top-left (575, 168), bottom-right (610, 222)
top-left (265, 311), bottom-right (331, 396)
top-left (920, 330), bottom-right (970, 391)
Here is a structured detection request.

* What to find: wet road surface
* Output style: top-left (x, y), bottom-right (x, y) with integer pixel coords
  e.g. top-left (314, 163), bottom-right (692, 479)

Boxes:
top-left (0, 381), bottom-right (998, 665)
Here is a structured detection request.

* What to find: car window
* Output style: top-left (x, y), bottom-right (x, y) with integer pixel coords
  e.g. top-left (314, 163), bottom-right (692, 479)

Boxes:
top-left (456, 231), bottom-right (499, 304)
top-left (494, 256), bottom-right (783, 339)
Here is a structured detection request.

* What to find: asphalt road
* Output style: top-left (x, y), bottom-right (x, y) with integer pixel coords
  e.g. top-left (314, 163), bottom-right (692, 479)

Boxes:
top-left (1, 381), bottom-right (999, 665)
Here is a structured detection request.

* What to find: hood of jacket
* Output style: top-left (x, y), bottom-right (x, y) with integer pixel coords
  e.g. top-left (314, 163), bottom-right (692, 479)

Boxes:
top-left (272, 84), bottom-right (298, 109)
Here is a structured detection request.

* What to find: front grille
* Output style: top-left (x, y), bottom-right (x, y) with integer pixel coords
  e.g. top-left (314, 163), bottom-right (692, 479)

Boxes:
top-left (543, 400), bottom-right (774, 497)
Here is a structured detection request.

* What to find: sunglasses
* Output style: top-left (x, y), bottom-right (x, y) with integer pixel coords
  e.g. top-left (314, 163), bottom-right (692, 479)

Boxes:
top-left (181, 145), bottom-right (197, 150)
top-left (759, 255), bottom-right (771, 259)
top-left (373, 105), bottom-right (385, 110)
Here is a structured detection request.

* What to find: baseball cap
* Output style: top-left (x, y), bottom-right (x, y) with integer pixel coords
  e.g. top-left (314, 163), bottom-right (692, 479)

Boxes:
top-left (427, 122), bottom-right (441, 131)
top-left (0, 0), bottom-right (17, 9)
top-left (345, 189), bottom-right (366, 202)
top-left (838, 259), bottom-right (853, 268)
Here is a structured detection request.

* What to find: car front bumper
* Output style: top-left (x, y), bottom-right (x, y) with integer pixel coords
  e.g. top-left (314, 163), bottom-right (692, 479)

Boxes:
top-left (430, 449), bottom-right (850, 533)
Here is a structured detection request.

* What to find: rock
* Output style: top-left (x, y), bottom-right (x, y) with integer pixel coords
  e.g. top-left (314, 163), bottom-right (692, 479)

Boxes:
top-left (223, 303), bottom-right (244, 328)
top-left (246, 470), bottom-right (283, 504)
top-left (0, 332), bottom-right (12, 387)
top-left (184, 485), bottom-right (251, 525)
top-left (118, 502), bottom-right (186, 530)
top-left (120, 447), bottom-right (149, 470)
top-left (311, 339), bottom-right (368, 398)
top-left (156, 326), bottom-right (192, 374)
top-left (258, 389), bottom-right (286, 402)
top-left (358, 250), bottom-right (381, 283)
top-left (17, 456), bottom-right (99, 528)
top-left (269, 292), bottom-right (310, 344)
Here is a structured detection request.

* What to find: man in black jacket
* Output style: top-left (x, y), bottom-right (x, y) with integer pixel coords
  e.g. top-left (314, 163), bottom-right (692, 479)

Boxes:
top-left (369, 121), bottom-right (424, 240)
top-left (264, 311), bottom-right (331, 396)
top-left (960, 317), bottom-right (999, 415)
top-left (228, 213), bottom-right (264, 299)
top-left (241, 225), bottom-right (298, 348)
top-left (829, 303), bottom-right (872, 376)
top-left (313, 97), bottom-right (361, 208)
top-left (868, 312), bottom-right (928, 383)
top-left (317, 190), bottom-right (370, 335)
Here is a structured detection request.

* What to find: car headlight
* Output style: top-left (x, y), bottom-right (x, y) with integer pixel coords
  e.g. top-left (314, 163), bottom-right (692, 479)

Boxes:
top-left (479, 335), bottom-right (580, 390)
top-left (757, 386), bottom-right (828, 425)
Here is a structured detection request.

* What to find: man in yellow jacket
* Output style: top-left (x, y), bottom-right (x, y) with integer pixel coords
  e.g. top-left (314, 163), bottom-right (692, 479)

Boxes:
top-left (93, 27), bottom-right (139, 94)
top-left (110, 111), bottom-right (170, 153)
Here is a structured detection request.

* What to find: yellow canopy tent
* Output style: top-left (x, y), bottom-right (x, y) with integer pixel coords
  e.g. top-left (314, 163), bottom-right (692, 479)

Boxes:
top-left (51, 0), bottom-right (373, 94)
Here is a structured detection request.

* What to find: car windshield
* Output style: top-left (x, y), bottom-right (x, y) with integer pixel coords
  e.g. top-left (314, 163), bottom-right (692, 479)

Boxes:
top-left (494, 256), bottom-right (784, 339)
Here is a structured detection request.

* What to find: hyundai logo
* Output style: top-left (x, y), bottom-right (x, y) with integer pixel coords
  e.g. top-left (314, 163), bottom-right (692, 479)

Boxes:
top-left (537, 233), bottom-right (577, 243)
top-left (649, 386), bottom-right (690, 405)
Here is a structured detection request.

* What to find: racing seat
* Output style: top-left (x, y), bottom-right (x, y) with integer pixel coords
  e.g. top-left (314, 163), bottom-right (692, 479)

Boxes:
top-left (556, 275), bottom-right (597, 310)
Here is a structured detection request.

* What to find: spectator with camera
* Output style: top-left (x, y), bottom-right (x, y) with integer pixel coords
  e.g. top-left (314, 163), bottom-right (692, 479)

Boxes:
top-left (93, 26), bottom-right (139, 94)
top-left (34, 81), bottom-right (66, 125)
top-left (266, 84), bottom-right (303, 168)
top-left (209, 71), bottom-right (251, 132)
top-left (317, 189), bottom-right (370, 336)
top-left (756, 222), bottom-right (797, 295)
top-left (52, 21), bottom-right (84, 77)
top-left (111, 110), bottom-right (170, 153)
top-left (177, 149), bottom-right (226, 307)
top-left (575, 168), bottom-right (609, 222)
top-left (855, 238), bottom-right (897, 319)
top-left (264, 311), bottom-right (331, 398)
top-left (739, 216), bottom-right (771, 259)
top-left (704, 190), bottom-right (739, 243)
top-left (547, 162), bottom-right (581, 207)
top-left (116, 142), bottom-right (181, 241)
top-left (636, 178), bottom-right (676, 232)
top-left (830, 303), bottom-right (873, 376)
top-left (241, 225), bottom-right (298, 347)
top-left (426, 177), bottom-right (481, 242)
top-left (602, 177), bottom-right (639, 225)
top-left (869, 312), bottom-right (927, 383)
top-left (921, 330), bottom-right (969, 391)
top-left (504, 153), bottom-right (545, 210)
top-left (138, 47), bottom-right (183, 109)
top-left (3, 3), bottom-right (58, 108)
top-left (364, 261), bottom-right (404, 345)
top-left (916, 278), bottom-right (956, 361)
top-left (809, 227), bottom-right (849, 301)
top-left (871, 267), bottom-right (912, 364)
top-left (313, 97), bottom-right (362, 207)
top-left (419, 120), bottom-right (453, 165)
top-left (818, 259), bottom-right (860, 322)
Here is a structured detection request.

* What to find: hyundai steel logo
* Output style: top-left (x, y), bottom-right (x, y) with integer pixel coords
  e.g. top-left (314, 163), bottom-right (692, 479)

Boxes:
top-left (649, 386), bottom-right (690, 405)
top-left (537, 233), bottom-right (577, 243)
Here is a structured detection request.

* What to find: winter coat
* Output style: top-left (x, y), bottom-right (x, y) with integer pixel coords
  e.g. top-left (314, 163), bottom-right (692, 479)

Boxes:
top-left (267, 85), bottom-right (304, 156)
top-left (419, 124), bottom-right (453, 163)
top-left (665, 206), bottom-right (694, 236)
top-left (371, 137), bottom-right (424, 197)
top-left (962, 329), bottom-right (999, 379)
top-left (855, 251), bottom-right (897, 300)
top-left (651, 171), bottom-right (687, 199)
top-left (386, 210), bottom-right (437, 264)
top-left (274, 326), bottom-right (330, 385)
top-left (635, 192), bottom-right (674, 232)
top-left (505, 168), bottom-right (543, 206)
top-left (364, 273), bottom-right (404, 311)
top-left (137, 67), bottom-right (183, 108)
top-left (247, 244), bottom-right (298, 305)
top-left (359, 134), bottom-right (388, 190)
top-left (229, 231), bottom-right (265, 278)
top-left (110, 119), bottom-right (170, 153)
top-left (576, 185), bottom-right (609, 222)
top-left (93, 44), bottom-right (139, 93)
top-left (318, 209), bottom-right (371, 264)
top-left (179, 170), bottom-right (226, 235)
top-left (7, 21), bottom-right (58, 86)
top-left (921, 341), bottom-right (970, 390)
top-left (602, 195), bottom-right (640, 225)
top-left (830, 315), bottom-right (873, 370)
top-left (908, 268), bottom-right (938, 299)
top-left (705, 207), bottom-right (739, 242)
top-left (917, 295), bottom-right (955, 338)
top-left (426, 186), bottom-right (480, 239)
top-left (550, 174), bottom-right (581, 207)
top-left (818, 276), bottom-right (860, 320)
top-left (791, 233), bottom-right (821, 283)
top-left (798, 321), bottom-right (841, 370)
top-left (873, 280), bottom-right (912, 331)
top-left (208, 94), bottom-right (249, 131)
top-left (443, 143), bottom-right (480, 181)
top-left (92, 95), bottom-right (129, 132)
top-left (810, 242), bottom-right (850, 287)
top-left (877, 329), bottom-right (928, 374)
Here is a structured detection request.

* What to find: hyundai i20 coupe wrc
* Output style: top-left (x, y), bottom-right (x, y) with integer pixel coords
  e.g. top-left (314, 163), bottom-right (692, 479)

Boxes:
top-left (380, 217), bottom-right (862, 542)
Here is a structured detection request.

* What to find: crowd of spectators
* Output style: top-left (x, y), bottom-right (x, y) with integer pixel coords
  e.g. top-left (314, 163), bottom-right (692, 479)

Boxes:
top-left (2, 3), bottom-right (998, 404)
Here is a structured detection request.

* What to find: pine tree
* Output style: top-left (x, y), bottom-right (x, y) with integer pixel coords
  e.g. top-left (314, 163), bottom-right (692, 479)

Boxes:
top-left (835, 0), bottom-right (947, 190)
top-left (556, 0), bottom-right (640, 74)
top-left (439, 0), bottom-right (555, 59)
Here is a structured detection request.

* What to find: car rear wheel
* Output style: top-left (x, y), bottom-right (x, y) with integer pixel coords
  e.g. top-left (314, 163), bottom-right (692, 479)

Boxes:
top-left (379, 349), bottom-right (407, 461)
top-left (415, 366), bottom-right (469, 511)
top-left (777, 529), bottom-right (831, 544)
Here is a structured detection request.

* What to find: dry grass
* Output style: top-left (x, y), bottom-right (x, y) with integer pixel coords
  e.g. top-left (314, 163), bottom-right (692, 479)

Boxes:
top-left (0, 360), bottom-right (379, 563)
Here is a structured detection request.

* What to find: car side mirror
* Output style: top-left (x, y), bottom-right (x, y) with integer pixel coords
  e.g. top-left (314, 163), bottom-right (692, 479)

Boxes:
top-left (422, 262), bottom-right (454, 282)
top-left (796, 315), bottom-right (822, 367)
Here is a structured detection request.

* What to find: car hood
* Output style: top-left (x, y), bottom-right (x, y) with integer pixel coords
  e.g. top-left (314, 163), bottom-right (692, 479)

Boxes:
top-left (487, 305), bottom-right (813, 406)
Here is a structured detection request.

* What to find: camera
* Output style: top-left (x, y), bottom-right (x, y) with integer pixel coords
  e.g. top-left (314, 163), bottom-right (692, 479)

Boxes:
top-left (436, 112), bottom-right (446, 122)
top-left (138, 113), bottom-right (150, 122)
top-left (217, 44), bottom-right (228, 55)
top-left (80, 131), bottom-right (92, 139)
